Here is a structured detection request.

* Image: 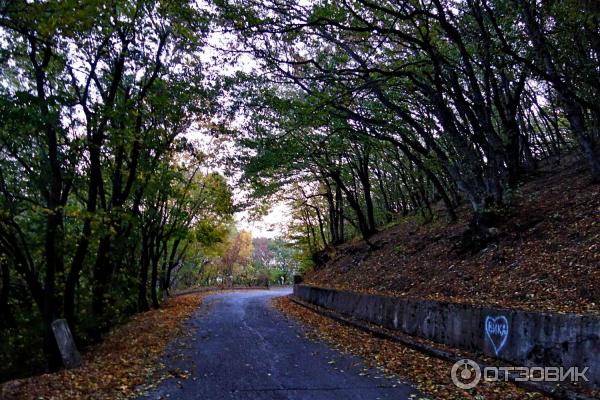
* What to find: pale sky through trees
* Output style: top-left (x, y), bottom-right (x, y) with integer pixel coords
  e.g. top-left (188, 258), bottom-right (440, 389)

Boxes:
top-left (185, 127), bottom-right (290, 239)
top-left (185, 22), bottom-right (292, 239)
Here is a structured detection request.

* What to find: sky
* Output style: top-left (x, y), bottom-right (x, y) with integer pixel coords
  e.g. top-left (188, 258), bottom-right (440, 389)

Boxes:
top-left (185, 129), bottom-right (291, 240)
top-left (236, 203), bottom-right (291, 239)
top-left (191, 25), bottom-right (294, 239)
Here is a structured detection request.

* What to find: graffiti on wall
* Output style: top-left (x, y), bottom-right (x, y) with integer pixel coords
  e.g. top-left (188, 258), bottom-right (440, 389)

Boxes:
top-left (485, 315), bottom-right (509, 355)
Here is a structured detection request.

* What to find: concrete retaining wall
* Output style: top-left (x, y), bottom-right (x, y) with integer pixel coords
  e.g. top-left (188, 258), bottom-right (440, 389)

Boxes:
top-left (293, 284), bottom-right (600, 388)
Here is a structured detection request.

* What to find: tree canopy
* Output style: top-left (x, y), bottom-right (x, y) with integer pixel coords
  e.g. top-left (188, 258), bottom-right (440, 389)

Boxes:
top-left (0, 0), bottom-right (233, 377)
top-left (1, 0), bottom-right (599, 383)
top-left (212, 0), bottom-right (599, 250)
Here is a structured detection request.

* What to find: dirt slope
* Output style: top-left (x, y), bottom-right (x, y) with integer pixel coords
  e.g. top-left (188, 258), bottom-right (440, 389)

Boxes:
top-left (305, 160), bottom-right (600, 315)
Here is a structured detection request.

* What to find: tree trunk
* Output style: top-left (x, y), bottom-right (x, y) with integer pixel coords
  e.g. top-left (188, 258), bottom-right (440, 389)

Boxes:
top-left (150, 238), bottom-right (160, 309)
top-left (516, 0), bottom-right (600, 182)
top-left (0, 259), bottom-right (15, 328)
top-left (90, 235), bottom-right (111, 339)
top-left (138, 232), bottom-right (150, 312)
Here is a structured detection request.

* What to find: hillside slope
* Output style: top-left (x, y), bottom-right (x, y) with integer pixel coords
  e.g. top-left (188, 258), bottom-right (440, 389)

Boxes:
top-left (304, 160), bottom-right (600, 315)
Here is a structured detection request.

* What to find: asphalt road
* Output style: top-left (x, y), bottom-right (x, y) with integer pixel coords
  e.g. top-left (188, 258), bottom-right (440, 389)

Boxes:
top-left (141, 288), bottom-right (421, 400)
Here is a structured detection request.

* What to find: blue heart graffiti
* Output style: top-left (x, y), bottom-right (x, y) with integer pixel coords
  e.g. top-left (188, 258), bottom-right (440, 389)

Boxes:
top-left (485, 315), bottom-right (509, 355)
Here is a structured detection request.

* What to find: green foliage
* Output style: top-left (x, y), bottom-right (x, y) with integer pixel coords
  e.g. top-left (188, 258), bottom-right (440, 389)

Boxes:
top-left (1, 0), bottom-right (599, 384)
top-left (212, 0), bottom-right (600, 261)
top-left (0, 0), bottom-right (230, 380)
top-left (171, 232), bottom-right (301, 288)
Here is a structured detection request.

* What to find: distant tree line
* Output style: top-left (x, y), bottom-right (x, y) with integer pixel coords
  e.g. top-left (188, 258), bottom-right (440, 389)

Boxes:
top-left (173, 231), bottom-right (301, 288)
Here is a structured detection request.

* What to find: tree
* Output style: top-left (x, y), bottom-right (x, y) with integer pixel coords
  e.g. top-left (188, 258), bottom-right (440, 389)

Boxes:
top-left (0, 0), bottom-right (227, 375)
top-left (213, 0), bottom-right (595, 249)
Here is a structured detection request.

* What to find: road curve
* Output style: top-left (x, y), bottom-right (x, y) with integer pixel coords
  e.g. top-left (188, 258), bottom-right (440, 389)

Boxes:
top-left (141, 288), bottom-right (421, 400)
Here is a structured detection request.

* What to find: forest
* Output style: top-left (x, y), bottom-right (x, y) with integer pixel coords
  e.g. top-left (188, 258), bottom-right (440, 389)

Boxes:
top-left (1, 0), bottom-right (599, 388)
